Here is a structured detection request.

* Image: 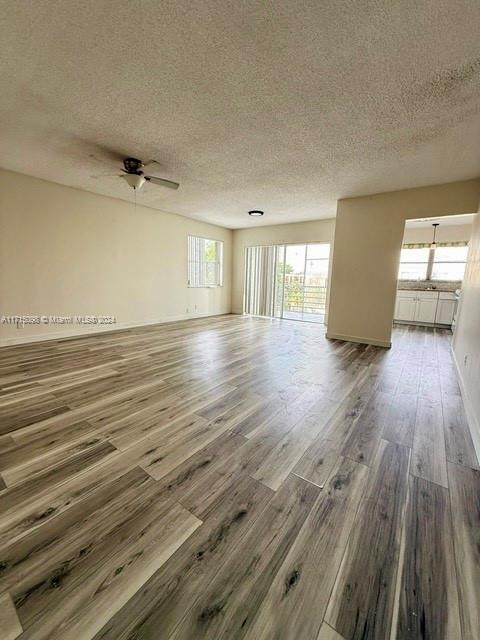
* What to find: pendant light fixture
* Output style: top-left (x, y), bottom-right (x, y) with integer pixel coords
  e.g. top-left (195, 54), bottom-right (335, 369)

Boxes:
top-left (431, 223), bottom-right (439, 249)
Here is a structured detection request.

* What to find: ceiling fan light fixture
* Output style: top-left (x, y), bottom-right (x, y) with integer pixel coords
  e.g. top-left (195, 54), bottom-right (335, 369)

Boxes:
top-left (122, 174), bottom-right (146, 190)
top-left (248, 210), bottom-right (264, 217)
top-left (123, 157), bottom-right (143, 173)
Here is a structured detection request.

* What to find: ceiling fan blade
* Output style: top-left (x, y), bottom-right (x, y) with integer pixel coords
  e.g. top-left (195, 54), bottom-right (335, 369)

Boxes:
top-left (90, 173), bottom-right (122, 179)
top-left (88, 145), bottom-right (128, 166)
top-left (142, 160), bottom-right (162, 171)
top-left (145, 176), bottom-right (180, 190)
top-left (142, 160), bottom-right (174, 180)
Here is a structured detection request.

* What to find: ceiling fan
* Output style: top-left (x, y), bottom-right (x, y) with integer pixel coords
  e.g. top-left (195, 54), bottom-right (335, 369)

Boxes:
top-left (118, 157), bottom-right (180, 191)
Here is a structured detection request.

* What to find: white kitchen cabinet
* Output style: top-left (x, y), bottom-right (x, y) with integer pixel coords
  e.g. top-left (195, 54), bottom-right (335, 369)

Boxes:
top-left (394, 295), bottom-right (417, 321)
top-left (435, 293), bottom-right (456, 325)
top-left (394, 289), bottom-right (457, 326)
top-left (414, 293), bottom-right (438, 323)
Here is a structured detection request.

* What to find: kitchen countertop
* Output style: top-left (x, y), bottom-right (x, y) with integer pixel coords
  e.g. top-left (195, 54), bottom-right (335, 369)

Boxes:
top-left (397, 280), bottom-right (461, 292)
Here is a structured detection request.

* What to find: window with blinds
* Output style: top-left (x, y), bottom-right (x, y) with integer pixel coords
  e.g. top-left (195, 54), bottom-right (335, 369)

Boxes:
top-left (398, 242), bottom-right (469, 281)
top-left (431, 245), bottom-right (468, 281)
top-left (398, 247), bottom-right (430, 280)
top-left (187, 236), bottom-right (223, 287)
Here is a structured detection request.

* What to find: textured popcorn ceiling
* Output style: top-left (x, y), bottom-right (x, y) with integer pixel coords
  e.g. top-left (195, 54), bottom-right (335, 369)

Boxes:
top-left (1, 0), bottom-right (479, 228)
top-left (407, 214), bottom-right (475, 228)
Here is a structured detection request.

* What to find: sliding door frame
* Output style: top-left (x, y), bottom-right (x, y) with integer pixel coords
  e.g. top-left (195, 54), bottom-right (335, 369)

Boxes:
top-left (243, 241), bottom-right (331, 324)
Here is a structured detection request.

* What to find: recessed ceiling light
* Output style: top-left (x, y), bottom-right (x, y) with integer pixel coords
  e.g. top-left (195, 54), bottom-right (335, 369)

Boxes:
top-left (248, 210), bottom-right (264, 217)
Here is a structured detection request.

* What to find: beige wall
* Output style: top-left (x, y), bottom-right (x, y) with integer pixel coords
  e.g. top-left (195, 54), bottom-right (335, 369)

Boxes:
top-left (2, 169), bottom-right (478, 352)
top-left (453, 210), bottom-right (480, 459)
top-left (231, 218), bottom-right (336, 314)
top-left (0, 170), bottom-right (232, 345)
top-left (402, 223), bottom-right (472, 244)
top-left (327, 179), bottom-right (480, 347)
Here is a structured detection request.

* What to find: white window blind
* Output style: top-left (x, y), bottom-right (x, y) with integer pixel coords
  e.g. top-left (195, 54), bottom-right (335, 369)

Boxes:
top-left (188, 236), bottom-right (223, 287)
top-left (398, 242), bottom-right (469, 282)
top-left (244, 245), bottom-right (277, 316)
top-left (398, 247), bottom-right (430, 280)
top-left (431, 245), bottom-right (468, 281)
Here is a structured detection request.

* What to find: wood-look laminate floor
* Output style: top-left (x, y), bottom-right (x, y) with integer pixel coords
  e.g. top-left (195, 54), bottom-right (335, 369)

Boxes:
top-left (0, 315), bottom-right (478, 640)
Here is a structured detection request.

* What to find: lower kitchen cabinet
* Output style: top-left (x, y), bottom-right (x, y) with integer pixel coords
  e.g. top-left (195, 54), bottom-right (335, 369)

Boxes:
top-left (395, 295), bottom-right (417, 322)
top-left (414, 293), bottom-right (438, 323)
top-left (435, 294), bottom-right (456, 325)
top-left (394, 290), bottom-right (456, 326)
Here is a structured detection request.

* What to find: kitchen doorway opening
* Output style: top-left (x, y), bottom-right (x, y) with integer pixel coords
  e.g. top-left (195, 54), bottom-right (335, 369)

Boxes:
top-left (243, 242), bottom-right (330, 324)
top-left (393, 214), bottom-right (474, 332)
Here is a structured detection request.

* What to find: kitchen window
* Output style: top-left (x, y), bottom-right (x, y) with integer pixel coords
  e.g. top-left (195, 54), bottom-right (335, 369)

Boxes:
top-left (398, 243), bottom-right (468, 282)
top-left (398, 248), bottom-right (430, 280)
top-left (431, 245), bottom-right (468, 281)
top-left (188, 236), bottom-right (223, 287)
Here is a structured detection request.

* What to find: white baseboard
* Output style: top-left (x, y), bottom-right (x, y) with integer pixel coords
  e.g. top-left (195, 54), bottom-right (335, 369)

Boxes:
top-left (0, 311), bottom-right (231, 347)
top-left (451, 348), bottom-right (480, 465)
top-left (326, 331), bottom-right (391, 348)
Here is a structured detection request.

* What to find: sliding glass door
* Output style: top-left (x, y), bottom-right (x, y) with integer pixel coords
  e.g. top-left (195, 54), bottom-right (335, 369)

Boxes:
top-left (282, 243), bottom-right (329, 322)
top-left (244, 243), bottom-right (330, 323)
